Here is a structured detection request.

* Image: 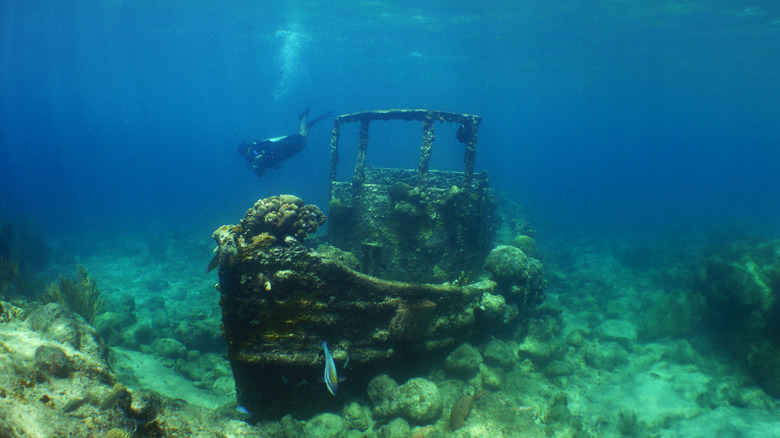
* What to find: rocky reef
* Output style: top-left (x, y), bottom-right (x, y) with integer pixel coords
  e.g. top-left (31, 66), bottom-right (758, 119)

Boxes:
top-left (484, 244), bottom-right (546, 309)
top-left (697, 237), bottom-right (780, 397)
top-left (0, 300), bottom-right (261, 437)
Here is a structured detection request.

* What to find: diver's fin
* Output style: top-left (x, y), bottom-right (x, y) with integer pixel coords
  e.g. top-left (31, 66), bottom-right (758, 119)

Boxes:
top-left (306, 111), bottom-right (336, 128)
top-left (298, 105), bottom-right (310, 121)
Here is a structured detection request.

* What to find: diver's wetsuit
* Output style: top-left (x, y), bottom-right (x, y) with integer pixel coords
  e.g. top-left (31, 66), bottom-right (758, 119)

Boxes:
top-left (239, 134), bottom-right (306, 176)
top-left (238, 109), bottom-right (334, 177)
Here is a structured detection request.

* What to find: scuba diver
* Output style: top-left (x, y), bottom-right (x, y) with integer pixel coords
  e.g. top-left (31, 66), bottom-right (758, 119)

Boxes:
top-left (237, 107), bottom-right (335, 177)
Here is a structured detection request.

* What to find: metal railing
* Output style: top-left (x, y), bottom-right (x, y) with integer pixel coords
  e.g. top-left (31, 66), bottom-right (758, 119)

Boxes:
top-left (328, 109), bottom-right (482, 192)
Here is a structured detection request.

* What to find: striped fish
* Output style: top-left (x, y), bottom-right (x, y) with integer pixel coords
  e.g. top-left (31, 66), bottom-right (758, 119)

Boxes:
top-left (321, 341), bottom-right (340, 395)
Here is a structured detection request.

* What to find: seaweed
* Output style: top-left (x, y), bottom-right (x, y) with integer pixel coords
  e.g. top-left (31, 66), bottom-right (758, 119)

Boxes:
top-left (0, 255), bottom-right (19, 296)
top-left (41, 265), bottom-right (103, 324)
top-left (0, 225), bottom-right (19, 296)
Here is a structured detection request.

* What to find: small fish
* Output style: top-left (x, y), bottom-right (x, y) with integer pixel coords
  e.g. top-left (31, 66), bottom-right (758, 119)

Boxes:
top-left (321, 341), bottom-right (340, 395)
top-left (205, 254), bottom-right (219, 273)
top-left (236, 405), bottom-right (253, 415)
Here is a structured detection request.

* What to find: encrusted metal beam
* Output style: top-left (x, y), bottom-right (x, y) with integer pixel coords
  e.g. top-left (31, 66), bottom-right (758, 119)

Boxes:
top-left (335, 109), bottom-right (479, 126)
top-left (351, 119), bottom-right (371, 191)
top-left (328, 121), bottom-right (340, 194)
top-left (418, 113), bottom-right (435, 187)
top-left (462, 119), bottom-right (480, 188)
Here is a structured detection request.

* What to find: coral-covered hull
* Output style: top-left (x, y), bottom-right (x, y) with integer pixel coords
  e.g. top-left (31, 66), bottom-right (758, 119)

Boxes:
top-left (216, 241), bottom-right (513, 418)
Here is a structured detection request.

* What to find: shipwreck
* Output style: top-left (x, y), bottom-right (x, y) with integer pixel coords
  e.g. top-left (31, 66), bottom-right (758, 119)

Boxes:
top-left (210, 109), bottom-right (545, 418)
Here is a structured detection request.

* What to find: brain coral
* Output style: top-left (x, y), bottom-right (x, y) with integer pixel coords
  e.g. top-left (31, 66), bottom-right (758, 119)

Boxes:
top-left (239, 194), bottom-right (326, 240)
top-left (207, 195), bottom-right (326, 273)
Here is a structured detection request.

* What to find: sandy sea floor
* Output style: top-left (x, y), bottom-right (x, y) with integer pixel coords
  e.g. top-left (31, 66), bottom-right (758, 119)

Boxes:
top-left (3, 228), bottom-right (780, 437)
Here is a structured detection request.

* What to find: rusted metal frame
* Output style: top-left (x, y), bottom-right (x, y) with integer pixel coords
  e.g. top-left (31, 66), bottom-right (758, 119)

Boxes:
top-left (336, 109), bottom-right (476, 125)
top-left (328, 121), bottom-right (340, 193)
top-left (329, 109), bottom-right (483, 191)
top-left (462, 116), bottom-right (481, 189)
top-left (351, 119), bottom-right (371, 191)
top-left (418, 112), bottom-right (435, 188)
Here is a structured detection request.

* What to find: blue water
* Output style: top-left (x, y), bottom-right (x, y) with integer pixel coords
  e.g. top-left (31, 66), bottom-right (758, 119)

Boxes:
top-left (2, 0), bottom-right (780, 241)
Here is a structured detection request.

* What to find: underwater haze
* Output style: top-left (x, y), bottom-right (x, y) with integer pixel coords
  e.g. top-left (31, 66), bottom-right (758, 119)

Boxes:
top-left (2, 0), bottom-right (779, 240)
top-left (4, 1), bottom-right (780, 437)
